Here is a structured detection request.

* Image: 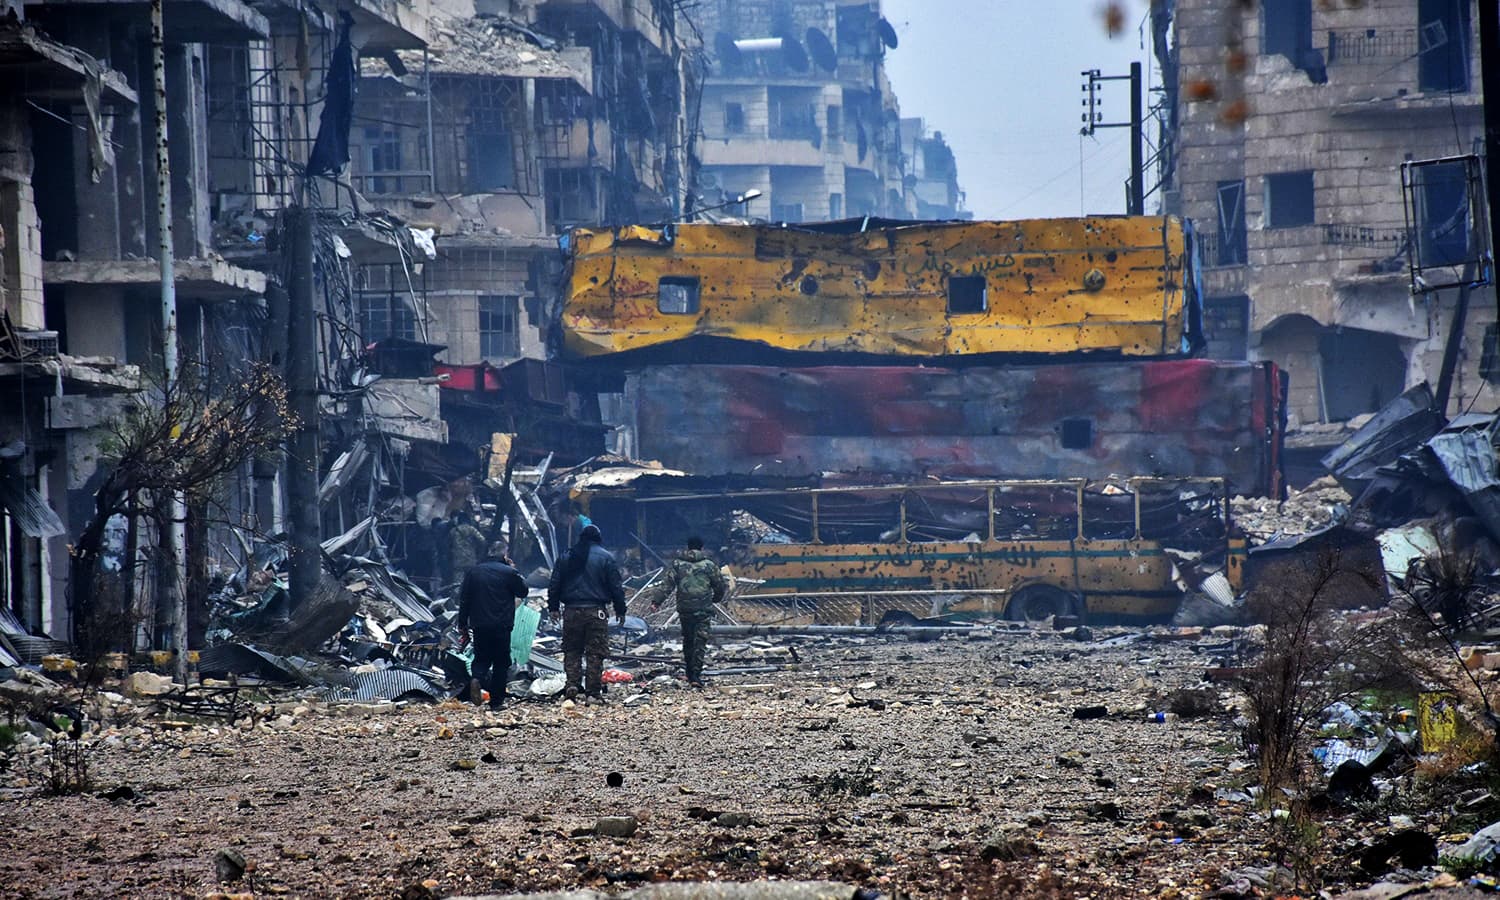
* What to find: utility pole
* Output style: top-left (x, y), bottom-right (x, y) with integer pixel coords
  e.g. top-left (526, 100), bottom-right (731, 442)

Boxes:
top-left (150, 0), bottom-right (187, 684)
top-left (285, 206), bottom-right (321, 611)
top-left (1081, 62), bottom-right (1146, 215)
top-left (1481, 0), bottom-right (1500, 320)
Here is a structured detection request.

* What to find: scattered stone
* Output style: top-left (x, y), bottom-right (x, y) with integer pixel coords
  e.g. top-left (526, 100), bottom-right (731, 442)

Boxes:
top-left (214, 848), bottom-right (247, 883)
top-left (593, 815), bottom-right (638, 837)
top-left (451, 759), bottom-right (478, 771)
top-left (715, 812), bottom-right (752, 828)
top-left (126, 672), bottom-right (174, 697)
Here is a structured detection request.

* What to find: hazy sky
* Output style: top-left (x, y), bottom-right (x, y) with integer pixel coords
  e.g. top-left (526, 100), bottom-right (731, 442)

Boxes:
top-left (882, 1), bottom-right (1152, 220)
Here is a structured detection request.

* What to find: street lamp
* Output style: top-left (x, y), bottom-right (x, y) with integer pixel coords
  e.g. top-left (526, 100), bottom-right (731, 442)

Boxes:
top-left (685, 188), bottom-right (762, 221)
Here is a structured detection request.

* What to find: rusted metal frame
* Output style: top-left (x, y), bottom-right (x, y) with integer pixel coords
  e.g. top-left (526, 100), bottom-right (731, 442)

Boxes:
top-left (810, 493), bottom-right (819, 544)
top-left (738, 588), bottom-right (1011, 600)
top-left (629, 478), bottom-right (1092, 505)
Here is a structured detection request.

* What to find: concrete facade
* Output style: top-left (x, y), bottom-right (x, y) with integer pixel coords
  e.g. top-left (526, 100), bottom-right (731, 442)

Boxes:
top-left (692, 0), bottom-right (943, 223)
top-left (346, 0), bottom-right (695, 368)
top-left (1160, 0), bottom-right (1494, 427)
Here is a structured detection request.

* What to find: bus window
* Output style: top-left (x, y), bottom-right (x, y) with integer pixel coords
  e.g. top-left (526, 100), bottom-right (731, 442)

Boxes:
top-left (993, 484), bottom-right (1078, 540)
top-left (658, 276), bottom-right (700, 314)
top-left (816, 490), bottom-right (902, 543)
top-left (1082, 483), bottom-right (1136, 539)
top-left (903, 486), bottom-right (990, 542)
top-left (1138, 480), bottom-right (1225, 549)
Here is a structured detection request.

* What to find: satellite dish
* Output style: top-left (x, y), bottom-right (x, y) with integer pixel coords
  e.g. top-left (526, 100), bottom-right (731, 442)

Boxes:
top-left (777, 31), bottom-right (809, 72)
top-left (877, 17), bottom-right (898, 49)
top-left (714, 32), bottom-right (743, 68)
top-left (806, 27), bottom-right (837, 72)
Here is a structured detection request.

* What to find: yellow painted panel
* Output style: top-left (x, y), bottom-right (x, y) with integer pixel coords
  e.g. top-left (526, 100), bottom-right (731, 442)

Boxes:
top-left (562, 216), bottom-right (1193, 358)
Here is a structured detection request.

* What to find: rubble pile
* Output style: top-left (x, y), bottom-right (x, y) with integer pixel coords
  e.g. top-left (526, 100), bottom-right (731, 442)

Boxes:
top-left (0, 629), bottom-right (1294, 896)
top-left (1231, 476), bottom-right (1351, 540)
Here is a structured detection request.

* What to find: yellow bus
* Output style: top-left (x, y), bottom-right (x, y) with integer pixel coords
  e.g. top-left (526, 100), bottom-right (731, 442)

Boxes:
top-left (580, 476), bottom-right (1245, 625)
top-left (558, 216), bottom-right (1205, 361)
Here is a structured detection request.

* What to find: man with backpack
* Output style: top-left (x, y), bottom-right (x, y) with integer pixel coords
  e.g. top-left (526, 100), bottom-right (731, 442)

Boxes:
top-left (650, 536), bottom-right (728, 687)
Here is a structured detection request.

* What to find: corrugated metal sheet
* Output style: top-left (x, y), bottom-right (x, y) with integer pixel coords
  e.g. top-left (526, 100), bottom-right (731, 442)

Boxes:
top-left (9, 634), bottom-right (71, 665)
top-left (0, 466), bottom-right (65, 538)
top-left (630, 360), bottom-right (1285, 497)
top-left (317, 666), bottom-right (449, 702)
top-left (563, 217), bottom-right (1202, 359)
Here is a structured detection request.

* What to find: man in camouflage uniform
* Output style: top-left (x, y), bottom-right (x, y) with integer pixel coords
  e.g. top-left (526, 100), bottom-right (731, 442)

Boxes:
top-left (448, 511), bottom-right (486, 579)
top-left (650, 536), bottom-right (728, 687)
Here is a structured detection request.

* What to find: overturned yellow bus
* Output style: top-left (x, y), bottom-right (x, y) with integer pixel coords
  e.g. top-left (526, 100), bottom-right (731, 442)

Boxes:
top-left (559, 216), bottom-right (1205, 361)
top-left (573, 475), bottom-right (1245, 625)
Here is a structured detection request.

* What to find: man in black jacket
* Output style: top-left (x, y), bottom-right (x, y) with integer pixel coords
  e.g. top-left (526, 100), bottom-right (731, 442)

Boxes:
top-left (457, 543), bottom-right (529, 710)
top-left (547, 524), bottom-right (626, 702)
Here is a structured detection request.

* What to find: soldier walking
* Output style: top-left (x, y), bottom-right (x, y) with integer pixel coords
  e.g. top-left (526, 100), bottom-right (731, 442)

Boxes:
top-left (546, 524), bottom-right (626, 702)
top-left (650, 536), bottom-right (728, 687)
top-left (448, 511), bottom-right (487, 580)
top-left (456, 543), bottom-right (528, 710)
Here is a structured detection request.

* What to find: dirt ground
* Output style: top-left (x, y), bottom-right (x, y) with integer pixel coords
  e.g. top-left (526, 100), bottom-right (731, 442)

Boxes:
top-left (0, 628), bottom-right (1394, 898)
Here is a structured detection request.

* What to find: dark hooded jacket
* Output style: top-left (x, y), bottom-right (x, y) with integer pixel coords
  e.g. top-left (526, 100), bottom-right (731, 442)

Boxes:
top-left (547, 541), bottom-right (626, 617)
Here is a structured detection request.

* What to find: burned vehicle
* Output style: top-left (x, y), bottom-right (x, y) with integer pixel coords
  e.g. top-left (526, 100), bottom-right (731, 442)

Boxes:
top-left (565, 470), bottom-right (1245, 625)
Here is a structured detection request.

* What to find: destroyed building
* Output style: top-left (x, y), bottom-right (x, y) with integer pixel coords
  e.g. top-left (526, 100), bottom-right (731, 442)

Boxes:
top-left (0, 0), bottom-right (430, 642)
top-left (692, 0), bottom-right (926, 221)
top-left (1155, 0), bottom-right (1494, 432)
top-left (900, 117), bottom-right (969, 221)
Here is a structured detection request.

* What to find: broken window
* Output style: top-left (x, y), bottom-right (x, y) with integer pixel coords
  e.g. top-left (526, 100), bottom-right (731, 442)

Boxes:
top-left (1138, 481), bottom-right (1225, 550)
top-left (1262, 0), bottom-right (1310, 57)
top-left (1418, 0), bottom-right (1471, 92)
top-left (1060, 418), bottom-right (1093, 450)
top-left (902, 487), bottom-right (991, 542)
top-left (769, 91), bottom-right (819, 142)
top-left (546, 168), bottom-right (600, 226)
top-left (1481, 324), bottom-right (1500, 383)
top-left (357, 293), bottom-right (416, 342)
top-left (479, 295), bottom-right (521, 358)
top-left (355, 263), bottom-right (423, 342)
top-left (814, 491), bottom-right (902, 543)
top-left (1082, 484), bottom-right (1136, 540)
top-left (771, 202), bottom-right (804, 223)
top-left (467, 100), bottom-right (516, 191)
top-left (826, 105), bottom-right (841, 142)
top-left (1215, 180), bottom-right (1248, 266)
top-left (947, 275), bottom-right (987, 314)
top-left (992, 484), bottom-right (1078, 541)
top-left (723, 102), bottom-right (746, 135)
top-left (658, 277), bottom-right (700, 315)
top-left (362, 125), bottom-right (403, 194)
top-left (1264, 170), bottom-right (1315, 229)
top-left (1415, 158), bottom-right (1471, 267)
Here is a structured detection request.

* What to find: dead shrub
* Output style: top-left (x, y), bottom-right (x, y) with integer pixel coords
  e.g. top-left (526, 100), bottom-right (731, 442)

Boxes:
top-left (1165, 687), bottom-right (1220, 719)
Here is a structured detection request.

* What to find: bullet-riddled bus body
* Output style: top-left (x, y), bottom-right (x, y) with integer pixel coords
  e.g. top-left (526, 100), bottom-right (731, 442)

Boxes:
top-left (559, 216), bottom-right (1204, 361)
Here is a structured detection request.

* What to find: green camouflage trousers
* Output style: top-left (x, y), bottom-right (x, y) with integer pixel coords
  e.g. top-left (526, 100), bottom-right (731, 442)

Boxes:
top-left (679, 607), bottom-right (713, 684)
top-left (562, 605), bottom-right (610, 696)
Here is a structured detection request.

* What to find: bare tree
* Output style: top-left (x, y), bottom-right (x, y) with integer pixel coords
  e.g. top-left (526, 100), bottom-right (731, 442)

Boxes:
top-left (68, 362), bottom-right (296, 665)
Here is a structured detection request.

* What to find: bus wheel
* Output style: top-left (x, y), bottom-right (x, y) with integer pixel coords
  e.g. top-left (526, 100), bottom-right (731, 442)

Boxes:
top-left (1007, 585), bottom-right (1076, 623)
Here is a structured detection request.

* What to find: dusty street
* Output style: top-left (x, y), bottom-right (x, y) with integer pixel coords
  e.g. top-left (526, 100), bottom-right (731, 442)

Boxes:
top-left (1, 630), bottom-right (1280, 899)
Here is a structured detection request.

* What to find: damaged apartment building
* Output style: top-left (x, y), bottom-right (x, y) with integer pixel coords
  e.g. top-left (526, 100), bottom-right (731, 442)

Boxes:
top-left (0, 0), bottom-right (434, 642)
top-left (344, 0), bottom-right (695, 457)
top-left (1156, 0), bottom-right (1494, 432)
top-left (692, 0), bottom-right (937, 222)
top-left (0, 0), bottom-right (699, 644)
